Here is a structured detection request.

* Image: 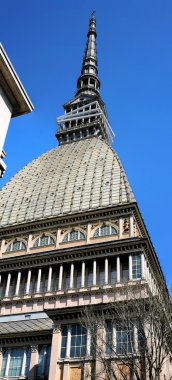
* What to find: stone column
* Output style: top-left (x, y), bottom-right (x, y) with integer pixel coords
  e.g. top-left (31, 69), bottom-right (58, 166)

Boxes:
top-left (66, 325), bottom-right (71, 358)
top-left (129, 255), bottom-right (132, 281)
top-left (117, 256), bottom-right (120, 283)
top-left (26, 270), bottom-right (31, 294)
top-left (58, 265), bottom-right (63, 290)
top-left (48, 324), bottom-right (62, 380)
top-left (93, 260), bottom-right (97, 286)
top-left (119, 218), bottom-right (123, 239)
top-left (112, 324), bottom-right (116, 351)
top-left (5, 348), bottom-right (11, 376)
top-left (47, 266), bottom-right (52, 292)
top-left (36, 268), bottom-right (42, 293)
top-left (81, 261), bottom-right (85, 287)
top-left (28, 345), bottom-right (38, 380)
top-left (21, 347), bottom-right (27, 376)
top-left (5, 273), bottom-right (11, 297)
top-left (86, 327), bottom-right (91, 356)
top-left (69, 263), bottom-right (74, 289)
top-left (105, 258), bottom-right (108, 284)
top-left (15, 271), bottom-right (21, 296)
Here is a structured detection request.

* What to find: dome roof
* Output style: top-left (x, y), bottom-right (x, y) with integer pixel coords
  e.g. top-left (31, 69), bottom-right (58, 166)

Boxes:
top-left (0, 138), bottom-right (135, 228)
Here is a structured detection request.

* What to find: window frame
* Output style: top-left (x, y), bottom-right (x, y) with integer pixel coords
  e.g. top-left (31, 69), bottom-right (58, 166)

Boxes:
top-left (6, 240), bottom-right (26, 253)
top-left (33, 235), bottom-right (55, 248)
top-left (93, 225), bottom-right (118, 238)
top-left (3, 347), bottom-right (31, 377)
top-left (132, 254), bottom-right (142, 279)
top-left (63, 230), bottom-right (86, 243)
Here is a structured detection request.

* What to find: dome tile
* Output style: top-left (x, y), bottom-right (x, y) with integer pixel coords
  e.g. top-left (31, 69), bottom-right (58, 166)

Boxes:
top-left (0, 138), bottom-right (135, 228)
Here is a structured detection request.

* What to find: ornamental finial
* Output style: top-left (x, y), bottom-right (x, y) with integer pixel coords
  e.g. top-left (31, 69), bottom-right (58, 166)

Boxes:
top-left (91, 10), bottom-right (96, 19)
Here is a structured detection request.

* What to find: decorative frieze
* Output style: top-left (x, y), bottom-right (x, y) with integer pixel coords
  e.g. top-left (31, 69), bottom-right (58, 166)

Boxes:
top-left (0, 211), bottom-right (145, 259)
top-left (0, 204), bottom-right (137, 239)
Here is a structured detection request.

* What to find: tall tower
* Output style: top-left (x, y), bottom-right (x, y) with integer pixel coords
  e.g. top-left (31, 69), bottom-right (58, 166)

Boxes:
top-left (56, 12), bottom-right (114, 146)
top-left (0, 14), bottom-right (170, 380)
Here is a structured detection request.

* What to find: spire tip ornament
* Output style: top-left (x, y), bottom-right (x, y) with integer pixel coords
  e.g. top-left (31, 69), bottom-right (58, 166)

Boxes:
top-left (91, 10), bottom-right (96, 19)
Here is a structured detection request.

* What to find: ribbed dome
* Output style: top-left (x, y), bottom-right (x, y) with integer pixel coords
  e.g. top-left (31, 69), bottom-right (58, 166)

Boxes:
top-left (0, 138), bottom-right (135, 228)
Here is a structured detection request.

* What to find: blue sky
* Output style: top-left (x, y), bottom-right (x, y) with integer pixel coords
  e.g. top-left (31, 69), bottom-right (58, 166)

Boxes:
top-left (0, 1), bottom-right (172, 286)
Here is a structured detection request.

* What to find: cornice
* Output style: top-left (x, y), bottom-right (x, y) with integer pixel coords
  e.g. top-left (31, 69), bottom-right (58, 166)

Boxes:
top-left (0, 237), bottom-right (145, 272)
top-left (1, 281), bottom-right (145, 306)
top-left (0, 201), bottom-right (166, 290)
top-left (0, 331), bottom-right (52, 346)
top-left (0, 203), bottom-right (136, 238)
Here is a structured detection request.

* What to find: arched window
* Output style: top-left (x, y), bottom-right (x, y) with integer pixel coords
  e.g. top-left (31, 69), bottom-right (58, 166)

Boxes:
top-left (6, 241), bottom-right (26, 252)
top-left (93, 225), bottom-right (118, 238)
top-left (33, 235), bottom-right (55, 248)
top-left (63, 230), bottom-right (85, 243)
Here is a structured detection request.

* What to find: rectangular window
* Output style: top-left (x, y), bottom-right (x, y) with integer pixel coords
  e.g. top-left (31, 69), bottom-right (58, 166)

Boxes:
top-left (132, 254), bottom-right (141, 279)
top-left (37, 347), bottom-right (44, 377)
top-left (98, 266), bottom-right (104, 285)
top-left (121, 258), bottom-right (129, 282)
top-left (65, 272), bottom-right (70, 289)
top-left (106, 322), bottom-right (113, 354)
top-left (87, 269), bottom-right (93, 287)
top-left (116, 323), bottom-right (134, 355)
top-left (8, 348), bottom-right (23, 376)
top-left (45, 346), bottom-right (51, 377)
top-left (61, 326), bottom-right (68, 358)
top-left (76, 270), bottom-right (81, 288)
top-left (111, 264), bottom-right (117, 284)
top-left (61, 325), bottom-right (87, 359)
top-left (37, 345), bottom-right (51, 377)
top-left (70, 325), bottom-right (87, 358)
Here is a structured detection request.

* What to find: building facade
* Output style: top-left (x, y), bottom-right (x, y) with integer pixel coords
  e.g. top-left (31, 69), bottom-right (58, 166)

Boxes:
top-left (0, 43), bottom-right (34, 178)
top-left (0, 14), bottom-right (171, 380)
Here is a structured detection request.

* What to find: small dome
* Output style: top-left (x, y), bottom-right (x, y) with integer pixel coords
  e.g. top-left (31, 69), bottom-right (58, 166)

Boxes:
top-left (0, 138), bottom-right (135, 228)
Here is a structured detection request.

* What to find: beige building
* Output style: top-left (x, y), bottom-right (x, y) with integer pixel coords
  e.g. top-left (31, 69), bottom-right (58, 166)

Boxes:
top-left (0, 13), bottom-right (171, 380)
top-left (0, 43), bottom-right (34, 177)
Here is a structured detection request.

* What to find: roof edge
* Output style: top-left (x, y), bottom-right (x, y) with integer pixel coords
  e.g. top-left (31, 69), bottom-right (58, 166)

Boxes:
top-left (0, 43), bottom-right (34, 116)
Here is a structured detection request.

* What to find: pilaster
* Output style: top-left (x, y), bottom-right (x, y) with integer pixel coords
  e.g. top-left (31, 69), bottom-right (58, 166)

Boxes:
top-left (27, 234), bottom-right (33, 253)
top-left (28, 345), bottom-right (38, 380)
top-left (48, 324), bottom-right (62, 380)
top-left (86, 223), bottom-right (91, 244)
top-left (62, 363), bottom-right (70, 380)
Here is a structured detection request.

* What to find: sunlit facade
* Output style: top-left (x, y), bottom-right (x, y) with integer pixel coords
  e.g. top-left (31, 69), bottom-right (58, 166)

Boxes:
top-left (0, 13), bottom-right (171, 380)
